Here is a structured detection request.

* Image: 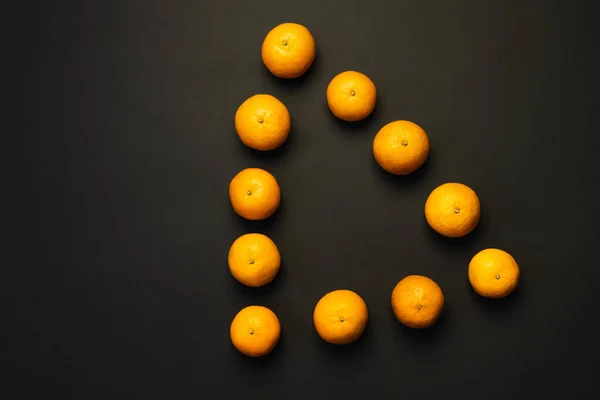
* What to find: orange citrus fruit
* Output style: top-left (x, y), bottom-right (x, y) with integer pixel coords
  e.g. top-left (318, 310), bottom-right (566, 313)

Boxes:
top-left (425, 182), bottom-right (481, 237)
top-left (229, 168), bottom-right (280, 220)
top-left (326, 71), bottom-right (376, 122)
top-left (373, 120), bottom-right (430, 175)
top-left (391, 275), bottom-right (444, 329)
top-left (313, 289), bottom-right (368, 344)
top-left (228, 233), bottom-right (281, 287)
top-left (230, 305), bottom-right (281, 357)
top-left (469, 248), bottom-right (520, 298)
top-left (235, 94), bottom-right (290, 151)
top-left (262, 22), bottom-right (315, 79)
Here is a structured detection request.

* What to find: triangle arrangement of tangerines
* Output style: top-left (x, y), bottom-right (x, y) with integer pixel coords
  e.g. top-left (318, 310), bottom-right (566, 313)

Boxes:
top-left (228, 22), bottom-right (521, 357)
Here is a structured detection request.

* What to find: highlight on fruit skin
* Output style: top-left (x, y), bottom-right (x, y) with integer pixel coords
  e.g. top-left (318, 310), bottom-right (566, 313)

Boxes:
top-left (424, 182), bottom-right (481, 238)
top-left (313, 289), bottom-right (368, 344)
top-left (468, 248), bottom-right (520, 298)
top-left (326, 70), bottom-right (376, 122)
top-left (391, 275), bottom-right (444, 329)
top-left (235, 94), bottom-right (290, 151)
top-left (261, 22), bottom-right (316, 79)
top-left (228, 233), bottom-right (281, 287)
top-left (230, 305), bottom-right (281, 357)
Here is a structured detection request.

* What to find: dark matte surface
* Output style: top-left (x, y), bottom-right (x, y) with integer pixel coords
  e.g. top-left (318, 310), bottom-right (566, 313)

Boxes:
top-left (13, 0), bottom-right (600, 398)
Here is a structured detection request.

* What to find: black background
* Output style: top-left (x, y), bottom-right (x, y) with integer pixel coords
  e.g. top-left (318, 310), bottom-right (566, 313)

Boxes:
top-left (11, 0), bottom-right (600, 398)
